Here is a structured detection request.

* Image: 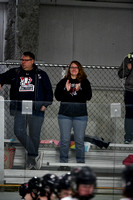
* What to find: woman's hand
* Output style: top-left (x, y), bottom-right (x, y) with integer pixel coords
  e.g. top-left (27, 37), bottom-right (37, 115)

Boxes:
top-left (66, 80), bottom-right (71, 91)
top-left (75, 83), bottom-right (81, 91)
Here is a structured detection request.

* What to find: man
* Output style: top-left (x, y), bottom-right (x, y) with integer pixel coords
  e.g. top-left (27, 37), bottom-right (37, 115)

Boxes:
top-left (0, 51), bottom-right (53, 169)
top-left (118, 52), bottom-right (133, 144)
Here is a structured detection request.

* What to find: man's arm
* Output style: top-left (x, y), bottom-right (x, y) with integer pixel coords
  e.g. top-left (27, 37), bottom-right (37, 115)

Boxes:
top-left (41, 71), bottom-right (53, 107)
top-left (0, 68), bottom-right (16, 86)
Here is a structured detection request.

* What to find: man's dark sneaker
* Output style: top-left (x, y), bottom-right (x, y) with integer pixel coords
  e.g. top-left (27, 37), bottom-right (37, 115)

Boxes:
top-left (26, 155), bottom-right (36, 170)
top-left (35, 152), bottom-right (44, 170)
top-left (26, 163), bottom-right (36, 170)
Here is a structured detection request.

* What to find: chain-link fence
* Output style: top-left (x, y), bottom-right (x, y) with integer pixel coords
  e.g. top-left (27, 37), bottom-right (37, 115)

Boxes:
top-left (0, 61), bottom-right (125, 149)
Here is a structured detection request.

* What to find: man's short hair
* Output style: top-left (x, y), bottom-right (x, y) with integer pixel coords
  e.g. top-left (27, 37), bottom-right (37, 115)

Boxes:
top-left (23, 52), bottom-right (35, 60)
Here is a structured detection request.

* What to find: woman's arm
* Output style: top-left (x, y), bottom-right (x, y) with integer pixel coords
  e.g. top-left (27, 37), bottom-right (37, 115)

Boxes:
top-left (54, 79), bottom-right (70, 101)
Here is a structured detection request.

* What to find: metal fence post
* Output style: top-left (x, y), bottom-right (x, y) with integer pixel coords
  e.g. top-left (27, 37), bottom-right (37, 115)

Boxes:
top-left (0, 96), bottom-right (4, 183)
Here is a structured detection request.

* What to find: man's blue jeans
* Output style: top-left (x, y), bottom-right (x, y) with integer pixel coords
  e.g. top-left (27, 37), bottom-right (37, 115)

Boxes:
top-left (58, 114), bottom-right (88, 163)
top-left (14, 111), bottom-right (44, 157)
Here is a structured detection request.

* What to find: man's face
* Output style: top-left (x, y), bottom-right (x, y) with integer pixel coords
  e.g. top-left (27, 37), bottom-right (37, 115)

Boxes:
top-left (21, 55), bottom-right (34, 71)
top-left (78, 184), bottom-right (94, 196)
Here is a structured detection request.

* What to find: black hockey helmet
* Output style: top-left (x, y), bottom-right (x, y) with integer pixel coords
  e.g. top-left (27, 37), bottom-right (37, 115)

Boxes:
top-left (56, 172), bottom-right (72, 193)
top-left (19, 182), bottom-right (29, 198)
top-left (28, 176), bottom-right (42, 198)
top-left (71, 167), bottom-right (96, 186)
top-left (71, 166), bottom-right (97, 199)
top-left (41, 173), bottom-right (59, 196)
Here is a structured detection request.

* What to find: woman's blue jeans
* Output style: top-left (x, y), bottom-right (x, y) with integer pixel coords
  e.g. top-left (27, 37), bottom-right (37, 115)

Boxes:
top-left (58, 114), bottom-right (88, 163)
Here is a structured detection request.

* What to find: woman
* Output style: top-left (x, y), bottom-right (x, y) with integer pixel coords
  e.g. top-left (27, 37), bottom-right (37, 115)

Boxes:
top-left (55, 60), bottom-right (92, 163)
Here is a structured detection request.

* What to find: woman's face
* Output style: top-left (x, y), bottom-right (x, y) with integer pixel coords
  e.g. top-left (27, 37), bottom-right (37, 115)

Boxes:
top-left (70, 63), bottom-right (79, 78)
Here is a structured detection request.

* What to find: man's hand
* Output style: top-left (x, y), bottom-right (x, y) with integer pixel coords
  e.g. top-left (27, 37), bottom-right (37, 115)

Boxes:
top-left (0, 84), bottom-right (2, 90)
top-left (40, 106), bottom-right (46, 112)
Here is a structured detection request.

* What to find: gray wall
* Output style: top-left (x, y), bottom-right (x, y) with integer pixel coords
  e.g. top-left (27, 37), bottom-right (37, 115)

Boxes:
top-left (1, 1), bottom-right (133, 64)
top-left (38, 2), bottom-right (133, 66)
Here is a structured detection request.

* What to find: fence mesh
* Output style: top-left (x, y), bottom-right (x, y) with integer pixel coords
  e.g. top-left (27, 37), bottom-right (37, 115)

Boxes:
top-left (0, 61), bottom-right (126, 150)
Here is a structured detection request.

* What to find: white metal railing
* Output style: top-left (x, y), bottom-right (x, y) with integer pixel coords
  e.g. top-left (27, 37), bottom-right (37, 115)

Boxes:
top-left (0, 96), bottom-right (4, 183)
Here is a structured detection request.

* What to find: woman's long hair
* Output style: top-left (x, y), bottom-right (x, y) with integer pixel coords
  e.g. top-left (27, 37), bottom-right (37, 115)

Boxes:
top-left (66, 60), bottom-right (87, 82)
